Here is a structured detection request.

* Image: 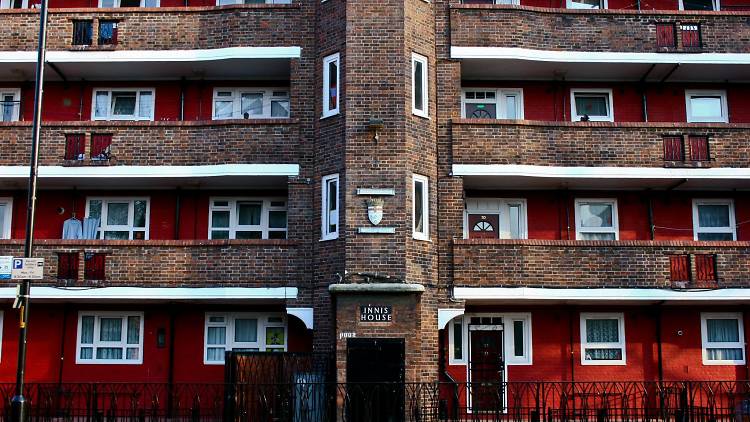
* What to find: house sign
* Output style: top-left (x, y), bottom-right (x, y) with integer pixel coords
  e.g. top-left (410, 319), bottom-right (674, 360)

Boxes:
top-left (360, 304), bottom-right (393, 322)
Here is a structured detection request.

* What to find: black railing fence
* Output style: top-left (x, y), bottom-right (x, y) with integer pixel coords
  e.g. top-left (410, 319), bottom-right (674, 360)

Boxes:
top-left (0, 381), bottom-right (746, 421)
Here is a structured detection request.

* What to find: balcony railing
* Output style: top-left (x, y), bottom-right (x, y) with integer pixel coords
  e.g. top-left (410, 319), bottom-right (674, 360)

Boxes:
top-left (0, 5), bottom-right (303, 51)
top-left (0, 120), bottom-right (300, 167)
top-left (453, 239), bottom-right (750, 288)
top-left (0, 381), bottom-right (746, 421)
top-left (451, 119), bottom-right (750, 168)
top-left (0, 239), bottom-right (300, 287)
top-left (450, 4), bottom-right (750, 54)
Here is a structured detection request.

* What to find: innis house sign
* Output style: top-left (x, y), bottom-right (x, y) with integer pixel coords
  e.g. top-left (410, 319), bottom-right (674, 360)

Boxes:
top-left (360, 305), bottom-right (393, 322)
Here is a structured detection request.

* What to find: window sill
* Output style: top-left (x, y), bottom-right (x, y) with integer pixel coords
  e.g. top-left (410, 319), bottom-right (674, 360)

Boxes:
top-left (412, 112), bottom-right (430, 120)
top-left (320, 112), bottom-right (340, 120)
top-left (320, 235), bottom-right (339, 242)
top-left (412, 235), bottom-right (432, 242)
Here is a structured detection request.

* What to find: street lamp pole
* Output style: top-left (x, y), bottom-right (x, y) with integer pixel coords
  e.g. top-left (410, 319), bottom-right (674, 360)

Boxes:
top-left (11, 0), bottom-right (49, 420)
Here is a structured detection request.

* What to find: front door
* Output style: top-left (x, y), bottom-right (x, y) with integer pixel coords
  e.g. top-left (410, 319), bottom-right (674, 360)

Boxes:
top-left (347, 338), bottom-right (405, 422)
top-left (469, 324), bottom-right (505, 414)
top-left (468, 214), bottom-right (500, 239)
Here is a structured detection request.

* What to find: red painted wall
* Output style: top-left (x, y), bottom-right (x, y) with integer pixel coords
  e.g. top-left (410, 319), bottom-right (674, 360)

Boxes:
top-left (465, 190), bottom-right (748, 241)
top-left (0, 304), bottom-right (312, 384)
top-left (1, 189), bottom-right (286, 241)
top-left (461, 82), bottom-right (750, 123)
top-left (443, 306), bottom-right (749, 384)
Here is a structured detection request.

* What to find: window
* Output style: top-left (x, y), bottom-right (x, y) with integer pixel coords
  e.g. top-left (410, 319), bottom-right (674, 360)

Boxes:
top-left (76, 312), bottom-right (144, 364)
top-left (0, 89), bottom-right (20, 122)
top-left (571, 89), bottom-right (613, 122)
top-left (669, 254), bottom-right (690, 282)
top-left (204, 313), bottom-right (287, 364)
top-left (580, 313), bottom-right (626, 365)
top-left (72, 21), bottom-right (93, 46)
top-left (449, 313), bottom-right (532, 366)
top-left (413, 174), bottom-right (429, 240)
top-left (662, 136), bottom-right (684, 161)
top-left (411, 53), bottom-right (429, 118)
top-left (86, 198), bottom-right (149, 240)
top-left (686, 90), bottom-right (727, 123)
top-left (701, 313), bottom-right (745, 365)
top-left (322, 53), bottom-right (340, 118)
top-left (0, 0), bottom-right (28, 8)
top-left (695, 254), bottom-right (717, 282)
top-left (680, 24), bottom-right (701, 48)
top-left (567, 0), bottom-right (606, 8)
top-left (321, 174), bottom-right (339, 240)
top-left (575, 199), bottom-right (619, 240)
top-left (99, 0), bottom-right (159, 6)
top-left (688, 135), bottom-right (709, 161)
top-left (212, 88), bottom-right (290, 120)
top-left (656, 23), bottom-right (676, 48)
top-left (692, 199), bottom-right (736, 241)
top-left (679, 0), bottom-right (718, 10)
top-left (464, 198), bottom-right (527, 240)
top-left (91, 134), bottom-right (113, 161)
top-left (209, 198), bottom-right (287, 240)
top-left (92, 89), bottom-right (154, 121)
top-left (64, 134), bottom-right (86, 161)
top-left (84, 253), bottom-right (106, 280)
top-left (0, 197), bottom-right (11, 239)
top-left (462, 89), bottom-right (523, 119)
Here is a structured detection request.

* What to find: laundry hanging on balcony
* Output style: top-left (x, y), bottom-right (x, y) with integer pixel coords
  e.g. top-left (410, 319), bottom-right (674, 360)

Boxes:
top-left (62, 216), bottom-right (82, 240)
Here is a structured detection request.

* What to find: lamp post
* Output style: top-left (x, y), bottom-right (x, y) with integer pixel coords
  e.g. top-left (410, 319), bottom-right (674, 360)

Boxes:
top-left (11, 0), bottom-right (49, 420)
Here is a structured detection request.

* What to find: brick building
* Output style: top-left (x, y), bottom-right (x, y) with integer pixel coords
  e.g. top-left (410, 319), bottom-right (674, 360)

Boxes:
top-left (0, 0), bottom-right (748, 418)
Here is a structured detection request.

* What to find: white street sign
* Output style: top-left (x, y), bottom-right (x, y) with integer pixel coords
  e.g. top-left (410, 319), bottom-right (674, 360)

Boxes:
top-left (11, 258), bottom-right (44, 280)
top-left (0, 256), bottom-right (11, 280)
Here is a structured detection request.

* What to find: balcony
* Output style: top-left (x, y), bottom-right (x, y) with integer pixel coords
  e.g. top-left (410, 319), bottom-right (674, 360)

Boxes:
top-left (0, 239), bottom-right (300, 288)
top-left (0, 119), bottom-right (300, 167)
top-left (452, 119), bottom-right (750, 168)
top-left (453, 239), bottom-right (750, 288)
top-left (0, 4), bottom-right (303, 52)
top-left (450, 5), bottom-right (750, 54)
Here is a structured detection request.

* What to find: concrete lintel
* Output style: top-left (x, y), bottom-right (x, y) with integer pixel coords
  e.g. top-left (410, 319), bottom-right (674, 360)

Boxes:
top-left (328, 283), bottom-right (425, 294)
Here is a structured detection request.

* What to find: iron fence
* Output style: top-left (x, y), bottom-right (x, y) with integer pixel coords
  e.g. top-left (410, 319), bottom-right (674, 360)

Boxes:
top-left (0, 381), bottom-right (745, 421)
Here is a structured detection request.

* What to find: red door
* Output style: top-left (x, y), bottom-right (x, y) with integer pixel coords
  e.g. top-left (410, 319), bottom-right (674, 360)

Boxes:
top-left (469, 329), bottom-right (505, 414)
top-left (468, 214), bottom-right (500, 239)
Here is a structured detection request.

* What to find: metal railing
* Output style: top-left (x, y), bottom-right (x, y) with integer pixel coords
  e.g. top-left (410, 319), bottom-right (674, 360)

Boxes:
top-left (0, 380), bottom-right (745, 421)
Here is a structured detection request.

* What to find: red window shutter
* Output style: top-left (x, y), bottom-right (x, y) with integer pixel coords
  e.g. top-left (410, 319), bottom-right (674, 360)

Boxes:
top-left (57, 252), bottom-right (79, 280)
top-left (84, 252), bottom-right (106, 281)
top-left (64, 134), bottom-right (86, 161)
top-left (663, 136), bottom-right (684, 161)
top-left (669, 255), bottom-right (690, 282)
top-left (680, 24), bottom-right (701, 48)
top-left (656, 23), bottom-right (676, 48)
top-left (695, 254), bottom-right (717, 282)
top-left (688, 135), bottom-right (709, 161)
top-left (91, 134), bottom-right (112, 161)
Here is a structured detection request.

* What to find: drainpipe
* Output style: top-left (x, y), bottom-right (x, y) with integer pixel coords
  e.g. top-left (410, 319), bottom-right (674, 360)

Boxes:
top-left (647, 193), bottom-right (655, 240)
top-left (78, 82), bottom-right (85, 121)
top-left (641, 88), bottom-right (649, 122)
top-left (655, 303), bottom-right (664, 383)
top-left (178, 78), bottom-right (186, 121)
top-left (564, 191), bottom-right (571, 240)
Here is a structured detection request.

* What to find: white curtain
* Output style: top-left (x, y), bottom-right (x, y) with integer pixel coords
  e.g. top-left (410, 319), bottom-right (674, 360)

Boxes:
top-left (585, 319), bottom-right (621, 360)
top-left (207, 326), bottom-right (226, 362)
top-left (234, 319), bottom-right (258, 343)
top-left (707, 319), bottom-right (743, 360)
top-left (138, 92), bottom-right (153, 118)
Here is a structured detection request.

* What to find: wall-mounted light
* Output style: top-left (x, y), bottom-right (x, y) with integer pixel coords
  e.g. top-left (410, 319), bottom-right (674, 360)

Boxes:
top-left (368, 118), bottom-right (384, 142)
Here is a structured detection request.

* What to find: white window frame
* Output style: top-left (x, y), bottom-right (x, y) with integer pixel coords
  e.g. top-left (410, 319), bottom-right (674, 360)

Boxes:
top-left (692, 199), bottom-right (736, 241)
top-left (0, 0), bottom-right (29, 8)
top-left (92, 88), bottom-right (155, 121)
top-left (411, 53), bottom-right (429, 118)
top-left (76, 311), bottom-right (144, 365)
top-left (322, 53), bottom-right (340, 118)
top-left (463, 198), bottom-right (528, 240)
top-left (0, 197), bottom-right (12, 240)
top-left (570, 88), bottom-right (614, 122)
top-left (211, 88), bottom-right (290, 120)
top-left (580, 312), bottom-right (626, 366)
top-left (678, 0), bottom-right (719, 10)
top-left (448, 313), bottom-right (532, 366)
top-left (98, 0), bottom-right (160, 6)
top-left (461, 88), bottom-right (524, 120)
top-left (321, 174), bottom-right (339, 241)
top-left (685, 90), bottom-right (728, 123)
top-left (85, 197), bottom-right (150, 240)
top-left (412, 174), bottom-right (430, 240)
top-left (204, 313), bottom-right (287, 365)
top-left (0, 89), bottom-right (21, 122)
top-left (700, 312), bottom-right (745, 365)
top-left (566, 0), bottom-right (608, 8)
top-left (208, 197), bottom-right (287, 240)
top-left (574, 198), bottom-right (619, 241)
